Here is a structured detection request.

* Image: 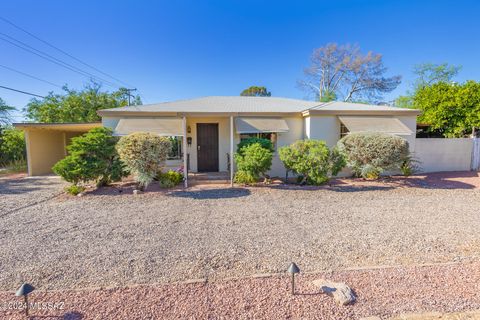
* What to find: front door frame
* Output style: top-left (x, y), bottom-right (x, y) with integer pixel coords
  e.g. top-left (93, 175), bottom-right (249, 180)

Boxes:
top-left (196, 123), bottom-right (219, 172)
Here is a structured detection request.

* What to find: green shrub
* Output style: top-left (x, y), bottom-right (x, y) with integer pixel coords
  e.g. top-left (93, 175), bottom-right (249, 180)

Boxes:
top-left (53, 127), bottom-right (126, 186)
top-left (236, 137), bottom-right (273, 154)
top-left (116, 132), bottom-right (171, 189)
top-left (400, 154), bottom-right (421, 177)
top-left (234, 142), bottom-right (273, 184)
top-left (234, 170), bottom-right (257, 184)
top-left (279, 139), bottom-right (346, 185)
top-left (157, 170), bottom-right (184, 188)
top-left (337, 132), bottom-right (410, 179)
top-left (0, 127), bottom-right (25, 166)
top-left (65, 185), bottom-right (85, 196)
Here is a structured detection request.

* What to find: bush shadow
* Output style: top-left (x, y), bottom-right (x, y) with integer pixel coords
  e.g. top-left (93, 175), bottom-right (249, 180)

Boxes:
top-left (270, 171), bottom-right (479, 192)
top-left (167, 187), bottom-right (251, 199)
top-left (0, 176), bottom-right (61, 195)
top-left (30, 311), bottom-right (83, 319)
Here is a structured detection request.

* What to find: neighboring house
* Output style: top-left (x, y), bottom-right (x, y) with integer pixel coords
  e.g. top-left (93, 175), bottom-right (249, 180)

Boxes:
top-left (15, 96), bottom-right (420, 183)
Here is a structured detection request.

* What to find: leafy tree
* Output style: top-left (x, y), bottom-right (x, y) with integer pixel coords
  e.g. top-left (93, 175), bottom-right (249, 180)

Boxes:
top-left (0, 98), bottom-right (15, 126)
top-left (234, 143), bottom-right (273, 184)
top-left (240, 86), bottom-right (271, 97)
top-left (0, 127), bottom-right (25, 165)
top-left (25, 82), bottom-right (142, 123)
top-left (395, 62), bottom-right (461, 108)
top-left (116, 133), bottom-right (171, 189)
top-left (413, 81), bottom-right (480, 137)
top-left (337, 132), bottom-right (410, 179)
top-left (279, 140), bottom-right (345, 185)
top-left (298, 43), bottom-right (401, 103)
top-left (413, 62), bottom-right (461, 88)
top-left (53, 127), bottom-right (126, 187)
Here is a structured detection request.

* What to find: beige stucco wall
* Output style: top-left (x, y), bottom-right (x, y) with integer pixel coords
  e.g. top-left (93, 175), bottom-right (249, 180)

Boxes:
top-left (305, 116), bottom-right (341, 148)
top-left (396, 116), bottom-right (417, 151)
top-left (415, 138), bottom-right (473, 172)
top-left (25, 129), bottom-right (67, 176)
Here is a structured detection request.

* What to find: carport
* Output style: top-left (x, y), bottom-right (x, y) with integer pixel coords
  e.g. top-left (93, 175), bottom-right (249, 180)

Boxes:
top-left (14, 123), bottom-right (101, 176)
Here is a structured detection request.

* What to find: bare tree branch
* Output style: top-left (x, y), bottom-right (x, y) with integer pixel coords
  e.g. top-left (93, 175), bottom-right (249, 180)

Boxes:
top-left (299, 43), bottom-right (401, 103)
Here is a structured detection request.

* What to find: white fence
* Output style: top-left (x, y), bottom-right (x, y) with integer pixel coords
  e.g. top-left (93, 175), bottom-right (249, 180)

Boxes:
top-left (472, 138), bottom-right (480, 171)
top-left (414, 138), bottom-right (475, 173)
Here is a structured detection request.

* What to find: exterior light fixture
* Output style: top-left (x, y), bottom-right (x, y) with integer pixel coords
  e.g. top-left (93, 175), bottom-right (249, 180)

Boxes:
top-left (287, 262), bottom-right (300, 295)
top-left (16, 283), bottom-right (35, 317)
top-left (187, 126), bottom-right (191, 133)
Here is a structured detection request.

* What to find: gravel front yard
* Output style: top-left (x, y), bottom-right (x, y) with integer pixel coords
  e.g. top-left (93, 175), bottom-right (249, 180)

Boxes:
top-left (1, 173), bottom-right (480, 292)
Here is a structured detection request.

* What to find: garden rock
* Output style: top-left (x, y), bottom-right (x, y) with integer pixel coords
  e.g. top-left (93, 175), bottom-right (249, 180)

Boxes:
top-left (312, 279), bottom-right (356, 305)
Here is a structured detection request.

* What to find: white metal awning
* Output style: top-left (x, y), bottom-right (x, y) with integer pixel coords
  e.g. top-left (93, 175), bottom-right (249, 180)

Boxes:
top-left (338, 116), bottom-right (413, 135)
top-left (114, 118), bottom-right (184, 136)
top-left (235, 117), bottom-right (289, 134)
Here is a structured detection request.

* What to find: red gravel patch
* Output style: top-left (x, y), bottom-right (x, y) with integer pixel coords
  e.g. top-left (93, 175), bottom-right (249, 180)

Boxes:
top-left (1, 262), bottom-right (479, 319)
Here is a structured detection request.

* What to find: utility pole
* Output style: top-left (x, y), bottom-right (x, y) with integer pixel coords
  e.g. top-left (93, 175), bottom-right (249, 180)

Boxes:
top-left (125, 88), bottom-right (137, 106)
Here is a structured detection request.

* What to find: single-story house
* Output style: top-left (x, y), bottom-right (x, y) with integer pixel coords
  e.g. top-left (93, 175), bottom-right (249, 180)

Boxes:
top-left (15, 96), bottom-right (420, 185)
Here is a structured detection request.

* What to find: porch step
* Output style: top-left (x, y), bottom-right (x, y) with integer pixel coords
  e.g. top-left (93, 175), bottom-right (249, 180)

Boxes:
top-left (188, 172), bottom-right (231, 185)
top-left (189, 179), bottom-right (231, 185)
top-left (188, 172), bottom-right (230, 180)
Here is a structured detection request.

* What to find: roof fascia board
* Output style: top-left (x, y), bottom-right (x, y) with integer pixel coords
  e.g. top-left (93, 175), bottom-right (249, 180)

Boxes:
top-left (302, 109), bottom-right (421, 117)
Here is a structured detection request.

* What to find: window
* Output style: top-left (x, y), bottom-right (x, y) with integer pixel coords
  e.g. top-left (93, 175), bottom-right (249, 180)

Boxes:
top-left (239, 132), bottom-right (277, 151)
top-left (168, 136), bottom-right (183, 159)
top-left (340, 123), bottom-right (350, 138)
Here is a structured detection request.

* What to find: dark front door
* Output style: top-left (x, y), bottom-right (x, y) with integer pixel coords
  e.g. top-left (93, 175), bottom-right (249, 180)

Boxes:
top-left (197, 123), bottom-right (219, 172)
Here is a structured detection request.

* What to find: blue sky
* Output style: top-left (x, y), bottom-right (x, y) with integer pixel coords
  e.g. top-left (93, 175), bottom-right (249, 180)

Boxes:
top-left (1, 0), bottom-right (479, 121)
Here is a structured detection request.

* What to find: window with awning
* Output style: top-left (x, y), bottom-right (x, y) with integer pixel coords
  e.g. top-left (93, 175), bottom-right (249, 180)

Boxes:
top-left (235, 117), bottom-right (289, 134)
top-left (113, 118), bottom-right (184, 136)
top-left (338, 116), bottom-right (413, 135)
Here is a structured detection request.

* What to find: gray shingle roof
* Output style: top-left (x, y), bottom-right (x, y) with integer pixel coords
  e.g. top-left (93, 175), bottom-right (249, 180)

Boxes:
top-left (98, 96), bottom-right (418, 115)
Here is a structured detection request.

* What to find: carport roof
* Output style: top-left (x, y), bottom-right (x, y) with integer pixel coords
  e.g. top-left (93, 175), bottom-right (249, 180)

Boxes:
top-left (14, 122), bottom-right (101, 132)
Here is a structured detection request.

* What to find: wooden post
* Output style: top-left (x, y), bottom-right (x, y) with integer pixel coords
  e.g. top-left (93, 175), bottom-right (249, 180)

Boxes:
top-left (230, 116), bottom-right (234, 187)
top-left (183, 116), bottom-right (188, 188)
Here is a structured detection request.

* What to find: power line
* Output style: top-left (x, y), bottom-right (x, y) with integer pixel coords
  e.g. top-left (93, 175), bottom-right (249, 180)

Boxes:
top-left (0, 64), bottom-right (63, 89)
top-left (0, 85), bottom-right (45, 98)
top-left (0, 33), bottom-right (122, 89)
top-left (0, 16), bottom-right (136, 89)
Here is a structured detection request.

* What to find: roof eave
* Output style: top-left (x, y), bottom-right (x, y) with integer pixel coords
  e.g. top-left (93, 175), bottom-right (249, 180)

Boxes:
top-left (98, 111), bottom-right (302, 117)
top-left (302, 109), bottom-right (422, 117)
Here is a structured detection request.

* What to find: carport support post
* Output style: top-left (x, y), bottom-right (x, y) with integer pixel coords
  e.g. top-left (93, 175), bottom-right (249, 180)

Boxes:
top-left (183, 115), bottom-right (188, 188)
top-left (230, 116), bottom-right (234, 187)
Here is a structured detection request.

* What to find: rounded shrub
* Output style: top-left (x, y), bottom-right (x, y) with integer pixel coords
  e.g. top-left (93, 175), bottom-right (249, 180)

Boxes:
top-left (116, 132), bottom-right (171, 189)
top-left (234, 142), bottom-right (273, 184)
top-left (157, 169), bottom-right (184, 188)
top-left (336, 132), bottom-right (410, 179)
top-left (53, 127), bottom-right (126, 187)
top-left (279, 139), bottom-right (345, 185)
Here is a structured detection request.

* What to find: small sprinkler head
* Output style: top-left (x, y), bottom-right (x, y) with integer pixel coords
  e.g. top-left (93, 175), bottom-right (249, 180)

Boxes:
top-left (16, 283), bottom-right (35, 317)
